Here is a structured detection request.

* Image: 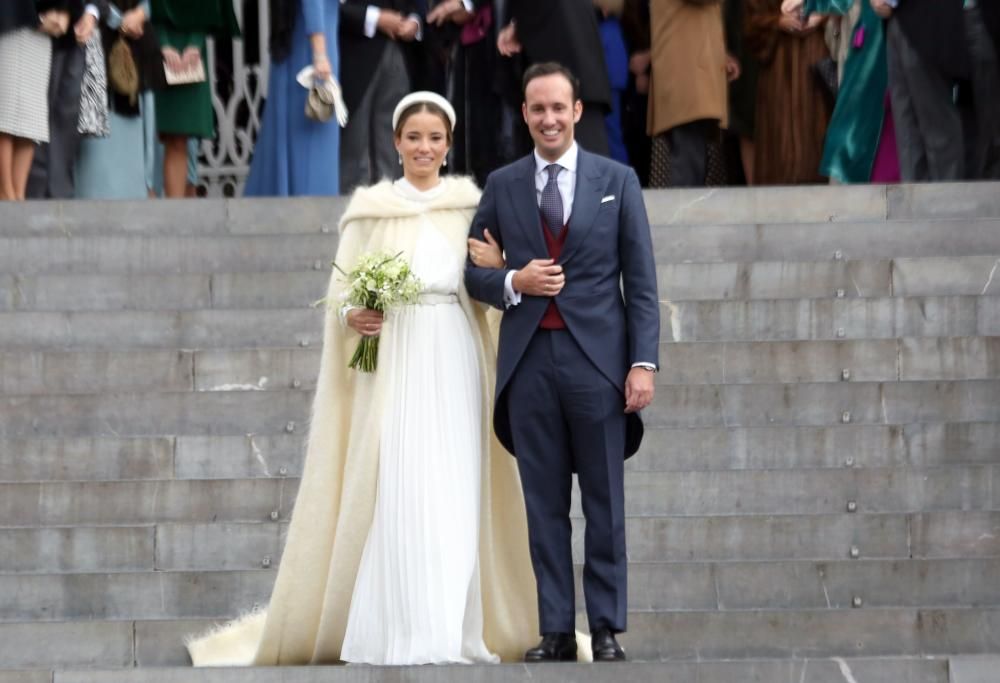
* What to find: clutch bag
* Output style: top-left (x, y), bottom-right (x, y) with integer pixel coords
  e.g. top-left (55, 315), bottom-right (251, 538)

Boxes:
top-left (164, 56), bottom-right (207, 86)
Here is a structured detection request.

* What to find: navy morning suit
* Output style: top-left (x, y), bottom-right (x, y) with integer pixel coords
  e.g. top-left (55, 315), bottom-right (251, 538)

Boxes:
top-left (465, 147), bottom-right (659, 634)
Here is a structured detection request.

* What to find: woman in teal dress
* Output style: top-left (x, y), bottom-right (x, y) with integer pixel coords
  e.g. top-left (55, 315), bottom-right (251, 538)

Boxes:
top-left (805, 0), bottom-right (898, 183)
top-left (150, 0), bottom-right (239, 196)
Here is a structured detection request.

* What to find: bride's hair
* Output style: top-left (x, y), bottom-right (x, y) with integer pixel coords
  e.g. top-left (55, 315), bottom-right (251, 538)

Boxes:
top-left (393, 102), bottom-right (454, 146)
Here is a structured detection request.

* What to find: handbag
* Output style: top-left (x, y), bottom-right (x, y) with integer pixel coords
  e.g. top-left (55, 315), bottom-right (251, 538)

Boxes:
top-left (306, 83), bottom-right (335, 122)
top-left (163, 51), bottom-right (207, 86)
top-left (108, 36), bottom-right (140, 105)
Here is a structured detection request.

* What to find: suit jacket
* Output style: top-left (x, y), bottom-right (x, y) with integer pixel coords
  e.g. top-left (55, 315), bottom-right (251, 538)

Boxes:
top-left (339, 0), bottom-right (419, 111)
top-left (894, 0), bottom-right (969, 79)
top-left (507, 0), bottom-right (612, 108)
top-left (465, 147), bottom-right (660, 458)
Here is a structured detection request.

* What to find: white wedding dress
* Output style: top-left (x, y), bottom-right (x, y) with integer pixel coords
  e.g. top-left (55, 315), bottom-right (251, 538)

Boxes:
top-left (339, 179), bottom-right (499, 665)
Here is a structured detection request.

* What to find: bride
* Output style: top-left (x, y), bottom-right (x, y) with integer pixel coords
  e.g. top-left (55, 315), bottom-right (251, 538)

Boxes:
top-left (186, 92), bottom-right (543, 665)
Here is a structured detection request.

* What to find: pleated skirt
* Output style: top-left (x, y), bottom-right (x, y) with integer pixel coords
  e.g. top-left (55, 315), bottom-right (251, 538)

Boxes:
top-left (0, 28), bottom-right (52, 142)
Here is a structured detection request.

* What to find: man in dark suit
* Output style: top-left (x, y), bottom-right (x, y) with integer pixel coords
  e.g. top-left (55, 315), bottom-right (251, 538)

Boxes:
top-left (27, 0), bottom-right (99, 198)
top-left (876, 0), bottom-right (967, 181)
top-left (963, 0), bottom-right (1000, 179)
top-left (465, 62), bottom-right (659, 663)
top-left (496, 0), bottom-right (612, 156)
top-left (339, 0), bottom-right (422, 193)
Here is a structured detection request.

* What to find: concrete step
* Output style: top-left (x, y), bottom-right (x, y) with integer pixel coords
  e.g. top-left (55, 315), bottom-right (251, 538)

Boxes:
top-left (0, 465), bottom-right (993, 526)
top-left (5, 259), bottom-right (1000, 313)
top-left (0, 234), bottom-right (337, 275)
top-left (5, 511), bottom-right (997, 573)
top-left (3, 422), bottom-right (996, 482)
top-left (0, 478), bottom-right (299, 526)
top-left (0, 309), bottom-right (322, 351)
top-left (642, 181), bottom-right (1000, 226)
top-left (664, 295), bottom-right (999, 343)
top-left (0, 272), bottom-right (327, 312)
top-left (0, 435), bottom-right (301, 482)
top-left (6, 219), bottom-right (1000, 280)
top-left (7, 184), bottom-right (997, 242)
top-left (23, 658), bottom-right (970, 683)
top-left (578, 466), bottom-right (998, 516)
top-left (4, 338), bottom-right (998, 396)
top-left (3, 558), bottom-right (999, 621)
top-left (636, 422), bottom-right (1000, 471)
top-left (619, 510), bottom-right (1000, 562)
top-left (0, 198), bottom-right (342, 237)
top-left (0, 296), bottom-right (995, 350)
top-left (3, 380), bottom-right (1000, 437)
top-left (1, 607), bottom-right (997, 668)
top-left (0, 390), bottom-right (312, 438)
top-left (652, 218), bottom-right (1000, 263)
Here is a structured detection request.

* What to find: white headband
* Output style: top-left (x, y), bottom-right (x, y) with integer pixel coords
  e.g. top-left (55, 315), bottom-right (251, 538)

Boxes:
top-left (392, 91), bottom-right (457, 132)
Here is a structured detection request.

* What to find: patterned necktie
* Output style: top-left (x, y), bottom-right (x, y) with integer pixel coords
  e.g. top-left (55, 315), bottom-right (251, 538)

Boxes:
top-left (540, 164), bottom-right (564, 236)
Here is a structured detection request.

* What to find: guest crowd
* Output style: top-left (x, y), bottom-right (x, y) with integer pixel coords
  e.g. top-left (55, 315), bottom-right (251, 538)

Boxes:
top-left (1, 0), bottom-right (997, 200)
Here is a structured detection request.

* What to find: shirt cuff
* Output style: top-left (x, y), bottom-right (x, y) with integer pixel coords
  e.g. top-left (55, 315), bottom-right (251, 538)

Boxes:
top-left (407, 13), bottom-right (423, 41)
top-left (631, 362), bottom-right (657, 371)
top-left (503, 270), bottom-right (522, 308)
top-left (107, 4), bottom-right (123, 28)
top-left (462, 0), bottom-right (475, 11)
top-left (338, 303), bottom-right (358, 327)
top-left (364, 5), bottom-right (380, 38)
top-left (85, 3), bottom-right (100, 19)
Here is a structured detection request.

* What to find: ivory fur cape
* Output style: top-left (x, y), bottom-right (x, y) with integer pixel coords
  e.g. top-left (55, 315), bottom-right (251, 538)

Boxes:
top-left (186, 177), bottom-right (547, 665)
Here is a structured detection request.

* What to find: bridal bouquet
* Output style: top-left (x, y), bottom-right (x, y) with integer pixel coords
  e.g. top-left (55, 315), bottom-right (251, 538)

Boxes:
top-left (334, 251), bottom-right (422, 373)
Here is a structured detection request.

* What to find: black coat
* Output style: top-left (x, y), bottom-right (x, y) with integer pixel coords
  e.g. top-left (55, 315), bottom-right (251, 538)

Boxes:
top-left (507, 0), bottom-right (611, 108)
top-left (894, 0), bottom-right (970, 79)
top-left (339, 0), bottom-right (420, 111)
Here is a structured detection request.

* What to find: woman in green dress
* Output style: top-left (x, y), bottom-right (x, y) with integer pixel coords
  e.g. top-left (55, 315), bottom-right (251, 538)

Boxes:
top-left (150, 0), bottom-right (239, 196)
top-left (804, 0), bottom-right (897, 183)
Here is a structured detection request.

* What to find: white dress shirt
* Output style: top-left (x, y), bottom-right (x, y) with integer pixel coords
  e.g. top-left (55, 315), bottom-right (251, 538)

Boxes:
top-left (362, 4), bottom-right (423, 40)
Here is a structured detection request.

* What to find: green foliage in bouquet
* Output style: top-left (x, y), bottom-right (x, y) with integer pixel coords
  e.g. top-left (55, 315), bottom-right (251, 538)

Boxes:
top-left (332, 252), bottom-right (422, 372)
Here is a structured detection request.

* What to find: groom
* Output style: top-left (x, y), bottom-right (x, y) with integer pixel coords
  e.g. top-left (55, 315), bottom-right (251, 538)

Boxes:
top-left (465, 62), bottom-right (660, 662)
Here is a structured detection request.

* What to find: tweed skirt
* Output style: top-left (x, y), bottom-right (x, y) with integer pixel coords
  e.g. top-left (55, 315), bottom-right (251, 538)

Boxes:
top-left (0, 28), bottom-right (52, 142)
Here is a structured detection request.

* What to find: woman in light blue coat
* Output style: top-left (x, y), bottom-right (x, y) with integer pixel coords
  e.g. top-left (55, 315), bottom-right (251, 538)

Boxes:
top-left (244, 0), bottom-right (340, 196)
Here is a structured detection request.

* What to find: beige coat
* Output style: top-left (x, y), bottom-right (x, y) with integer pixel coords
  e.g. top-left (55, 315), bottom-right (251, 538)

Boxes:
top-left (647, 0), bottom-right (729, 135)
top-left (186, 178), bottom-right (545, 665)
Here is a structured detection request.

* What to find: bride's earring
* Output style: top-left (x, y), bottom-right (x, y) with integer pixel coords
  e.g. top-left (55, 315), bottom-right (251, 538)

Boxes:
top-left (442, 158), bottom-right (448, 167)
top-left (398, 154), bottom-right (402, 165)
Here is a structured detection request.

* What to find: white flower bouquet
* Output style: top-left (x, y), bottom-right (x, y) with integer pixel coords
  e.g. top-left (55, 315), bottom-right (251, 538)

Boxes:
top-left (334, 251), bottom-right (422, 373)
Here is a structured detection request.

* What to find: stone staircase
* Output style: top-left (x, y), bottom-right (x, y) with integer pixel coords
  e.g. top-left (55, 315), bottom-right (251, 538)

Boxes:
top-left (0, 183), bottom-right (998, 683)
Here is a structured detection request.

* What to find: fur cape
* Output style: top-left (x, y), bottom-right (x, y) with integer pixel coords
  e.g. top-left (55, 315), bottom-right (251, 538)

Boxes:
top-left (187, 177), bottom-right (552, 665)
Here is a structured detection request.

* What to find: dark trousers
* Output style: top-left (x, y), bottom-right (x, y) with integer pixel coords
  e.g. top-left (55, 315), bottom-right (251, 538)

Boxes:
top-left (965, 3), bottom-right (1000, 179)
top-left (649, 119), bottom-right (724, 188)
top-left (339, 42), bottom-right (409, 194)
top-left (886, 19), bottom-right (964, 181)
top-left (506, 329), bottom-right (627, 635)
top-left (27, 43), bottom-right (85, 199)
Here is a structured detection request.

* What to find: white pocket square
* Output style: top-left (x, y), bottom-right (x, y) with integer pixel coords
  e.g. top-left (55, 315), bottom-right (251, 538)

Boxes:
top-left (601, 195), bottom-right (615, 203)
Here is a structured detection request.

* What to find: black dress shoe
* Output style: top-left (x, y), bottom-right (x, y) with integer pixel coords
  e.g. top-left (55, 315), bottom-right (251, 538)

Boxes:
top-left (591, 628), bottom-right (626, 661)
top-left (524, 632), bottom-right (578, 662)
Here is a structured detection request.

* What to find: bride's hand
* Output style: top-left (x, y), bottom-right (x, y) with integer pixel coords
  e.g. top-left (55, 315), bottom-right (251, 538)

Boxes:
top-left (468, 229), bottom-right (505, 269)
top-left (347, 308), bottom-right (384, 336)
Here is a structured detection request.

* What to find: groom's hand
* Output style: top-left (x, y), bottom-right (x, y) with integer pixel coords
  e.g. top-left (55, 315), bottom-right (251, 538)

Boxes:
top-left (624, 367), bottom-right (655, 414)
top-left (512, 259), bottom-right (564, 297)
